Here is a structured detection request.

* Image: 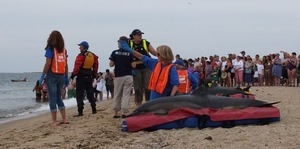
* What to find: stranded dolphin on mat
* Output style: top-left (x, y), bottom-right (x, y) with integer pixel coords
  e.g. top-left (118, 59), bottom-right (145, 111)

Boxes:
top-left (126, 93), bottom-right (280, 117)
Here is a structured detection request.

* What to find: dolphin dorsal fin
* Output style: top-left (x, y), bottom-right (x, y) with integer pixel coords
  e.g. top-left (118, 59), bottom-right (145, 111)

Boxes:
top-left (191, 86), bottom-right (207, 96)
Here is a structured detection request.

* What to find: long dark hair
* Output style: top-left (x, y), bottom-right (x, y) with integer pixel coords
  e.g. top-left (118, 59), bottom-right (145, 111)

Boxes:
top-left (45, 30), bottom-right (65, 53)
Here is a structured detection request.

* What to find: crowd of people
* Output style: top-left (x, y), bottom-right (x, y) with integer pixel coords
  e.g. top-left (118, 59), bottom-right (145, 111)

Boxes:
top-left (174, 51), bottom-right (300, 88)
top-left (36, 29), bottom-right (300, 126)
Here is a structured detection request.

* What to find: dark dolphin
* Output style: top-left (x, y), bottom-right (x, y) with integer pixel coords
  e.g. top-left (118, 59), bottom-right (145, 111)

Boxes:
top-left (192, 83), bottom-right (251, 96)
top-left (126, 94), bottom-right (280, 117)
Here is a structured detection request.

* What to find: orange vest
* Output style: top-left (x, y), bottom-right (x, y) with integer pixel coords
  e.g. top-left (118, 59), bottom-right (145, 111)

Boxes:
top-left (51, 48), bottom-right (66, 74)
top-left (148, 62), bottom-right (173, 94)
top-left (177, 69), bottom-right (191, 94)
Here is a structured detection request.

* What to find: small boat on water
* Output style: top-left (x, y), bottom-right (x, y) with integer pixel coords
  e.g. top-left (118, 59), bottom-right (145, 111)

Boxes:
top-left (11, 77), bottom-right (28, 82)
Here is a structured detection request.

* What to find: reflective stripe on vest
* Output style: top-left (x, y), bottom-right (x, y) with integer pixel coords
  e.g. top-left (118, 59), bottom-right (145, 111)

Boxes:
top-left (148, 62), bottom-right (173, 94)
top-left (130, 39), bottom-right (148, 65)
top-left (51, 48), bottom-right (66, 74)
top-left (177, 69), bottom-right (191, 94)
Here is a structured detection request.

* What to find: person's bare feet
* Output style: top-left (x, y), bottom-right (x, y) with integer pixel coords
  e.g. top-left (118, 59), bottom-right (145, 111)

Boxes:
top-left (58, 121), bottom-right (70, 124)
top-left (51, 122), bottom-right (60, 127)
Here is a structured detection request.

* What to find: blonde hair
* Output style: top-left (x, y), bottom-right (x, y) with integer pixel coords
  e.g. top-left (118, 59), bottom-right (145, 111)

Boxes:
top-left (194, 62), bottom-right (202, 69)
top-left (157, 45), bottom-right (174, 63)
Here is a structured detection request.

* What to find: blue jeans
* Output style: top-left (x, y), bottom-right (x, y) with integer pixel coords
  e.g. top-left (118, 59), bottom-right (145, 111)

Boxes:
top-left (46, 72), bottom-right (65, 112)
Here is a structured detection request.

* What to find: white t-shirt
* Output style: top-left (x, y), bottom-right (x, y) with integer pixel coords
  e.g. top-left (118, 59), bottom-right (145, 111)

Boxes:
top-left (96, 78), bottom-right (106, 92)
top-left (221, 61), bottom-right (227, 71)
top-left (256, 64), bottom-right (264, 75)
top-left (234, 60), bottom-right (244, 71)
top-left (231, 58), bottom-right (237, 73)
top-left (254, 71), bottom-right (259, 78)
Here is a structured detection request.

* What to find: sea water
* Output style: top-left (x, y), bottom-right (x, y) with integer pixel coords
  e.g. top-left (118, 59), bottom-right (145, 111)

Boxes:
top-left (0, 72), bottom-right (101, 124)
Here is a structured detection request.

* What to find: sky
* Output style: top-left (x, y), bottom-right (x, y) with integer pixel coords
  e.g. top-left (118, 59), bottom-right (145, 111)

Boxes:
top-left (1, 0), bottom-right (299, 73)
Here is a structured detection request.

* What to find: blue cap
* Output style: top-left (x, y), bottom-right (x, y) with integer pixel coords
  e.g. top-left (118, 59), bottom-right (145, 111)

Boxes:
top-left (173, 59), bottom-right (185, 66)
top-left (131, 29), bottom-right (144, 35)
top-left (78, 41), bottom-right (89, 49)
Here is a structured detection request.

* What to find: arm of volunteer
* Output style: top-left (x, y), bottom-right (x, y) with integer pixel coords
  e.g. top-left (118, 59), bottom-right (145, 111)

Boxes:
top-left (120, 40), bottom-right (143, 59)
top-left (148, 44), bottom-right (158, 56)
top-left (170, 86), bottom-right (178, 96)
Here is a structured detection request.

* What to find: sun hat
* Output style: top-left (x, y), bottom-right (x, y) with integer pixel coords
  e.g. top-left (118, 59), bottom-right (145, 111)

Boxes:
top-left (221, 72), bottom-right (228, 79)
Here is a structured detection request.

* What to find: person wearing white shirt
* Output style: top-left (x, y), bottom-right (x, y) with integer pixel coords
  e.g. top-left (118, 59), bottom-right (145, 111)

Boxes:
top-left (256, 60), bottom-right (264, 86)
top-left (234, 54), bottom-right (244, 86)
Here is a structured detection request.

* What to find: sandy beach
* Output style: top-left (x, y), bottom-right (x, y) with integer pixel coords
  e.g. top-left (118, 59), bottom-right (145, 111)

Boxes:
top-left (0, 86), bottom-right (299, 149)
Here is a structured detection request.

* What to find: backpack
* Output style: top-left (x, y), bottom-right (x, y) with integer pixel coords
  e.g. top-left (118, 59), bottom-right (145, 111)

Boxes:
top-left (82, 52), bottom-right (94, 69)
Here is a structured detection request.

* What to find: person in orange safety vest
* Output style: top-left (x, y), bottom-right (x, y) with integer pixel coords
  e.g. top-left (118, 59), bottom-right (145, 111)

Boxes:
top-left (174, 59), bottom-right (198, 94)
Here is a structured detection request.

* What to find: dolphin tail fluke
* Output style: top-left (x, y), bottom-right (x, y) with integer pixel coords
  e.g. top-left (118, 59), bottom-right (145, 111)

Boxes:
top-left (260, 101), bottom-right (281, 107)
top-left (243, 86), bottom-right (251, 92)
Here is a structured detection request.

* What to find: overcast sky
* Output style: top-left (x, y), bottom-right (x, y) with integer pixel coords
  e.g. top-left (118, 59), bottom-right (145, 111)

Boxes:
top-left (1, 0), bottom-right (299, 73)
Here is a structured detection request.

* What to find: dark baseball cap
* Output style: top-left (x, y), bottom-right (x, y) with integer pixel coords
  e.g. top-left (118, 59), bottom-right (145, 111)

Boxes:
top-left (78, 41), bottom-right (89, 49)
top-left (131, 29), bottom-right (144, 35)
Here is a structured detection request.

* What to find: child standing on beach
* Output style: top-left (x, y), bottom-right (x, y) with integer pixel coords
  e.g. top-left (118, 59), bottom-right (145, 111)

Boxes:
top-left (253, 65), bottom-right (259, 86)
top-left (96, 72), bottom-right (105, 101)
top-left (256, 60), bottom-right (264, 86)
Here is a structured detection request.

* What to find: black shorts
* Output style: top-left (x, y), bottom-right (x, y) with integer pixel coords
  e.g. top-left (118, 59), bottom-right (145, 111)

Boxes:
top-left (282, 68), bottom-right (288, 79)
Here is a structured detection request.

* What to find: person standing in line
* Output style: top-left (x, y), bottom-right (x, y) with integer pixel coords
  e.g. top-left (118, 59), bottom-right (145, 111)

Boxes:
top-left (256, 60), bottom-right (264, 86)
top-left (234, 54), bottom-right (244, 87)
top-left (109, 36), bottom-right (134, 118)
top-left (287, 52), bottom-right (297, 86)
top-left (244, 57), bottom-right (253, 87)
top-left (39, 30), bottom-right (69, 126)
top-left (120, 40), bottom-right (179, 100)
top-left (129, 29), bottom-right (157, 106)
top-left (204, 60), bottom-right (213, 83)
top-left (70, 41), bottom-right (99, 117)
top-left (105, 69), bottom-right (114, 99)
